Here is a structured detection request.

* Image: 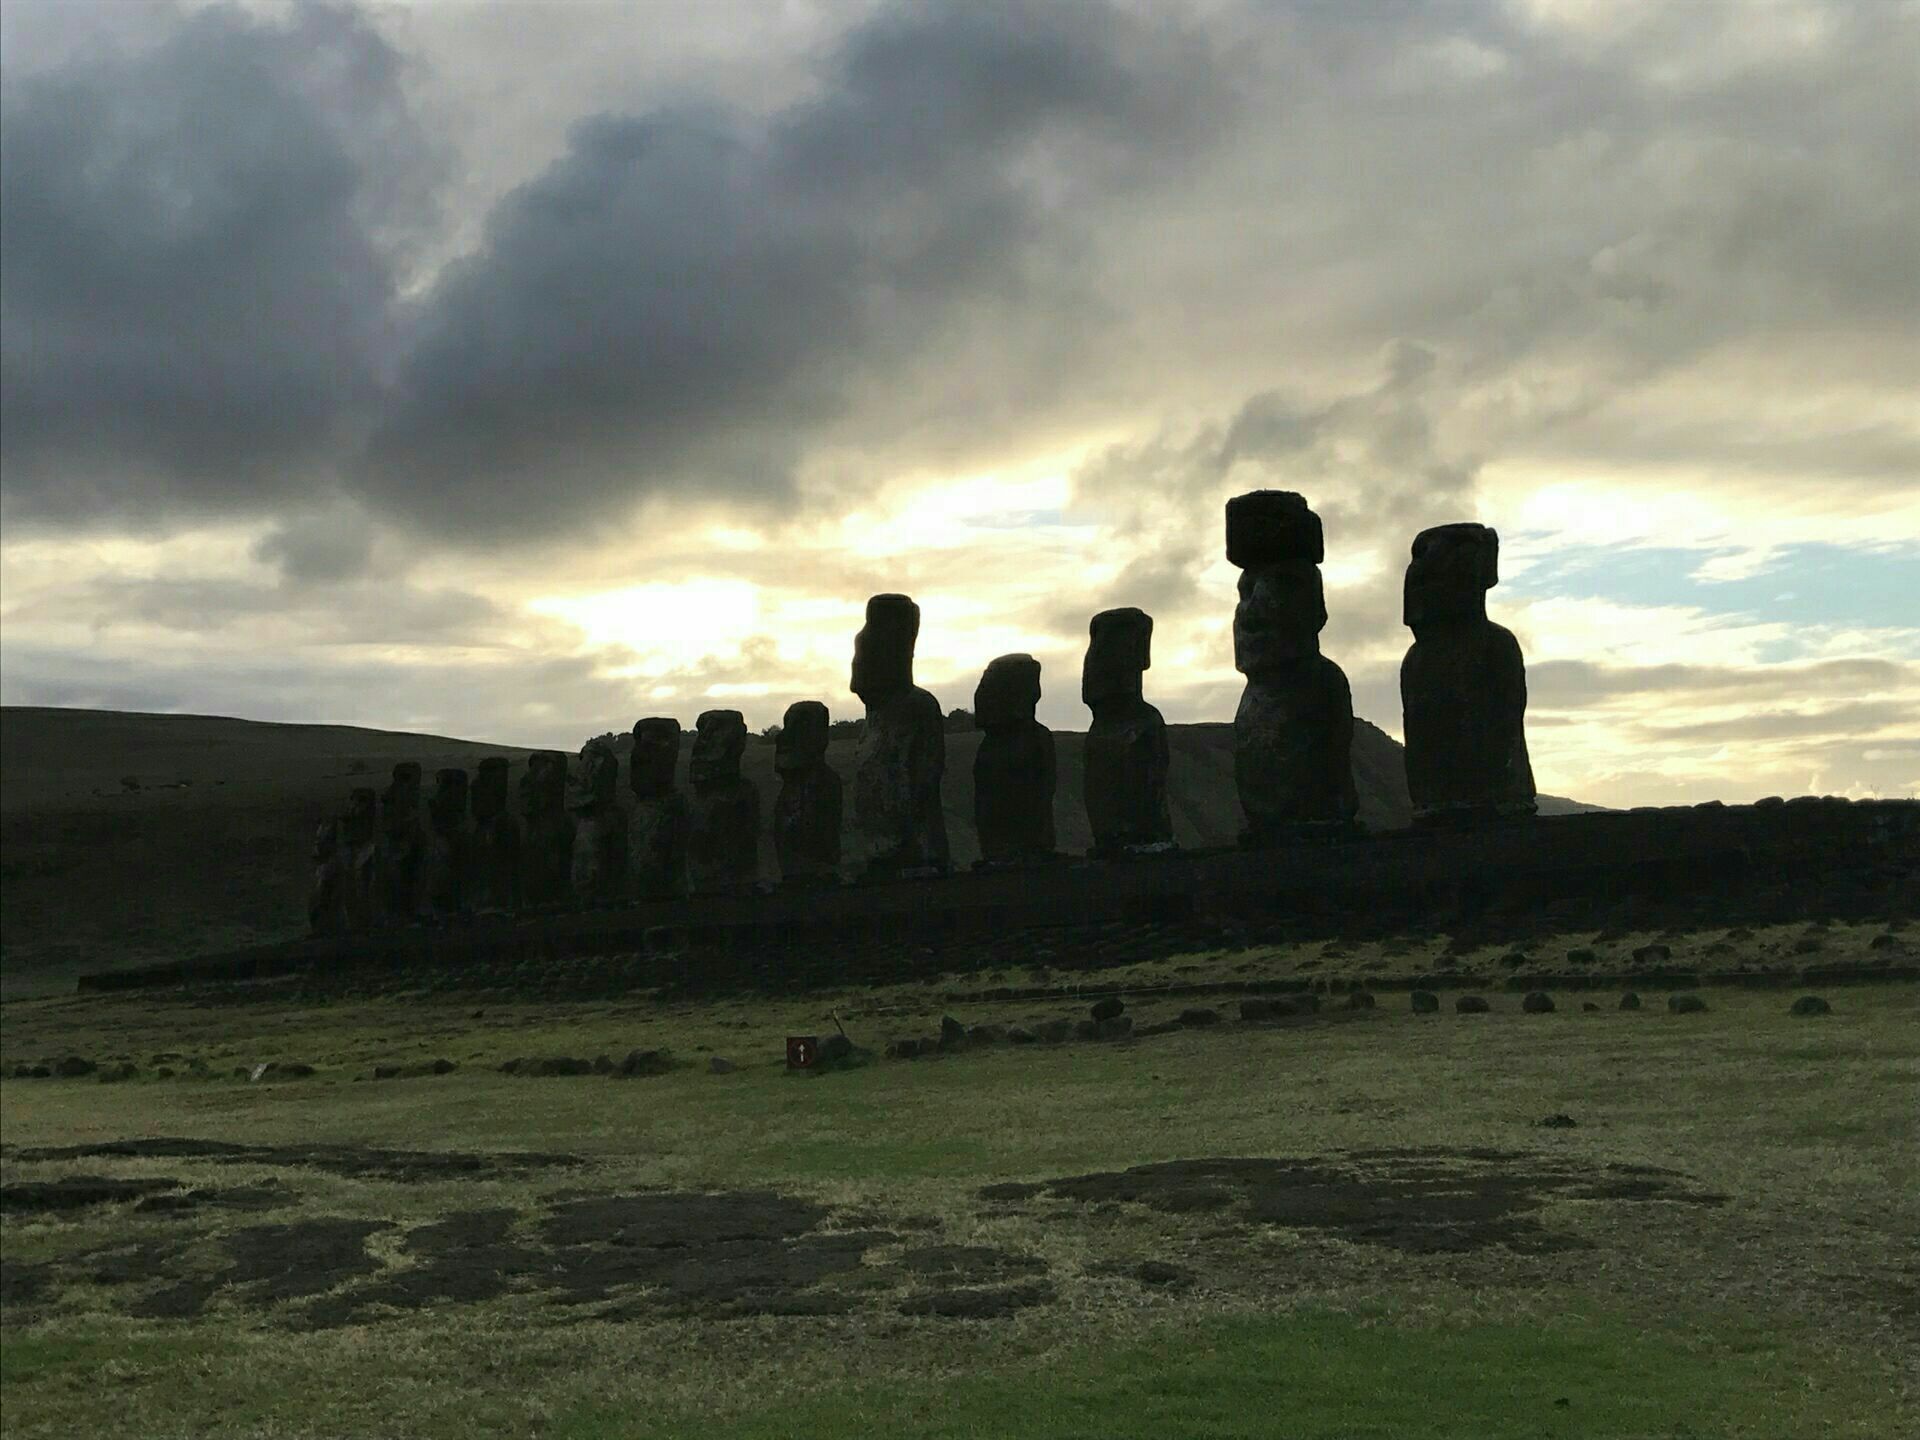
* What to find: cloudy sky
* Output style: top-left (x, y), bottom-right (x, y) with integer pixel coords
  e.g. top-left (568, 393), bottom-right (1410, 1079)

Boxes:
top-left (2, 0), bottom-right (1915, 806)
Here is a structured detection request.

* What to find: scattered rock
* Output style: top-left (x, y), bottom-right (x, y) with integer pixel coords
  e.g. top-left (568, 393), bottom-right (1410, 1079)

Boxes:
top-left (1177, 1007), bottom-right (1221, 1027)
top-left (1521, 992), bottom-right (1555, 1015)
top-left (97, 1062), bottom-right (139, 1083)
top-left (1089, 997), bottom-right (1126, 1022)
top-left (1455, 996), bottom-right (1491, 1014)
top-left (1581, 1002), bottom-right (1600, 1012)
top-left (1073, 1019), bottom-right (1099, 1040)
top-left (592, 1055), bottom-right (615, 1075)
top-left (1500, 952), bottom-right (1531, 969)
top-left (1619, 993), bottom-right (1642, 1011)
top-left (1791, 936), bottom-right (1824, 955)
top-left (1632, 944), bottom-right (1672, 964)
top-left (1093, 1015), bottom-right (1134, 1041)
top-left (1410, 991), bottom-right (1440, 1014)
top-left (500, 1056), bottom-right (595, 1077)
top-left (1789, 996), bottom-right (1832, 1017)
top-left (432, 1058), bottom-right (457, 1075)
top-left (1031, 1018), bottom-right (1071, 1043)
top-left (1134, 1260), bottom-right (1193, 1287)
top-left (278, 1063), bottom-right (316, 1079)
top-left (1344, 992), bottom-right (1376, 1010)
top-left (939, 1015), bottom-right (968, 1049)
top-left (967, 1023), bottom-right (1007, 1046)
top-left (709, 1057), bottom-right (737, 1074)
top-left (1239, 998), bottom-right (1273, 1022)
top-left (54, 1056), bottom-right (97, 1078)
top-left (821, 1034), bottom-right (853, 1064)
top-left (1536, 1114), bottom-right (1578, 1129)
top-left (618, 1049), bottom-right (672, 1078)
top-left (1006, 1027), bottom-right (1037, 1045)
top-left (1667, 994), bottom-right (1708, 1015)
top-left (1565, 948), bottom-right (1596, 965)
top-left (1869, 934), bottom-right (1904, 951)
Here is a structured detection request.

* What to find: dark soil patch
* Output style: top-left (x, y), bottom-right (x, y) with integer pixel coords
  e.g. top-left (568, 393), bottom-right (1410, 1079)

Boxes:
top-left (224, 1218), bottom-right (391, 1304)
top-left (133, 1182), bottom-right (297, 1216)
top-left (898, 1281), bottom-right (1056, 1319)
top-left (11, 1138), bottom-right (580, 1183)
top-left (298, 1210), bottom-right (541, 1329)
top-left (0, 1259), bottom-right (55, 1313)
top-left (0, 1175), bottom-right (180, 1213)
top-left (991, 1149), bottom-right (1729, 1256)
top-left (899, 1245), bottom-right (1047, 1283)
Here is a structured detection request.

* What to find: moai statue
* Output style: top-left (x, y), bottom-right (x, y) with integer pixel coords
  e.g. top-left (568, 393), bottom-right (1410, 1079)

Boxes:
top-left (337, 786), bottom-right (380, 931)
top-left (1400, 522), bottom-right (1536, 824)
top-left (423, 767), bottom-right (471, 916)
top-left (468, 758), bottom-right (522, 913)
top-left (569, 737), bottom-right (628, 903)
top-left (377, 762), bottom-right (429, 922)
top-left (308, 816), bottom-right (345, 936)
top-left (627, 717), bottom-right (688, 900)
top-left (1226, 491), bottom-right (1358, 841)
top-left (686, 709), bottom-right (760, 895)
top-left (519, 750), bottom-right (575, 907)
top-left (850, 594), bottom-right (950, 879)
top-left (973, 654), bottom-right (1056, 866)
top-left (1081, 608), bottom-right (1174, 856)
top-left (773, 700), bottom-right (842, 887)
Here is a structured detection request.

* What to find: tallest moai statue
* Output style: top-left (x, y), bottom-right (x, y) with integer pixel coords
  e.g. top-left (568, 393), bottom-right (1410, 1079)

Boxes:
top-left (851, 594), bottom-right (950, 879)
top-left (1226, 491), bottom-right (1357, 841)
top-left (1400, 523), bottom-right (1535, 824)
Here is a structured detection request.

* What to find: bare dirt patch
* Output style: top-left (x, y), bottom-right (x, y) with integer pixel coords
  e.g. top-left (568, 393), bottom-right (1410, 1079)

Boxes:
top-left (9, 1137), bottom-right (581, 1183)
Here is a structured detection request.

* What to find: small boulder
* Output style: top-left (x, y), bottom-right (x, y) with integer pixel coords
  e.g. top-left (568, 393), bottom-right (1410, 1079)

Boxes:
top-left (1074, 1019), bottom-right (1099, 1040)
top-left (1035, 1019), bottom-right (1073, 1043)
top-left (1410, 991), bottom-right (1440, 1014)
top-left (278, 1063), bottom-right (316, 1078)
top-left (1581, 1002), bottom-right (1600, 1012)
top-left (1791, 936), bottom-right (1824, 955)
top-left (1667, 994), bottom-right (1708, 1015)
top-left (709, 1056), bottom-right (737, 1074)
top-left (1565, 948), bottom-right (1596, 965)
top-left (431, 1058), bottom-right (457, 1075)
top-left (1089, 997), bottom-right (1126, 1022)
top-left (1291, 993), bottom-right (1321, 1014)
top-left (1006, 1026), bottom-right (1038, 1045)
top-left (54, 1056), bottom-right (97, 1078)
top-left (1536, 1113), bottom-right (1578, 1129)
top-left (373, 1064), bottom-right (402, 1080)
top-left (1869, 933), bottom-right (1904, 951)
top-left (1093, 1015), bottom-right (1134, 1041)
top-left (822, 1034), bottom-right (853, 1064)
top-left (967, 1023), bottom-right (1007, 1046)
top-left (592, 1055), bottom-right (615, 1075)
top-left (1789, 996), bottom-right (1832, 1017)
top-left (1134, 1020), bottom-right (1182, 1038)
top-left (1344, 992), bottom-right (1376, 1011)
top-left (1238, 998), bottom-right (1273, 1022)
top-left (1134, 1260), bottom-right (1193, 1287)
top-left (1632, 944), bottom-right (1672, 964)
top-left (939, 1015), bottom-right (969, 1049)
top-left (97, 1062), bottom-right (139, 1083)
top-left (1455, 995), bottom-right (1491, 1014)
top-left (1500, 951), bottom-right (1531, 969)
top-left (1522, 992), bottom-right (1555, 1014)
top-left (1619, 992), bottom-right (1643, 1011)
top-left (1177, 1007), bottom-right (1221, 1027)
top-left (619, 1049), bottom-right (672, 1077)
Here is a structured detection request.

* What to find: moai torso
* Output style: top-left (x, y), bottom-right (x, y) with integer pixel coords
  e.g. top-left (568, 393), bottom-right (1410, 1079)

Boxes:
top-left (773, 701), bottom-right (842, 886)
top-left (1400, 524), bottom-right (1535, 821)
top-left (336, 787), bottom-right (380, 932)
top-left (377, 763), bottom-right (429, 923)
top-left (520, 751), bottom-right (575, 906)
top-left (851, 594), bottom-right (950, 878)
top-left (569, 739), bottom-right (628, 903)
top-left (973, 654), bottom-right (1056, 865)
top-left (627, 718), bottom-right (688, 900)
top-left (469, 758), bottom-right (522, 913)
top-left (1226, 492), bottom-right (1357, 840)
top-left (686, 710), bottom-right (759, 895)
top-left (309, 819), bottom-right (345, 937)
top-left (424, 768), bottom-right (471, 915)
top-left (1081, 608), bottom-right (1173, 854)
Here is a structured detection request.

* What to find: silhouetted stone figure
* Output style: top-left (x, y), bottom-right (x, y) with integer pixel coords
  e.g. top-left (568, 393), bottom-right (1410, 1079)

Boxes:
top-left (1226, 491), bottom-right (1358, 840)
top-left (851, 594), bottom-right (950, 879)
top-left (1081, 607), bottom-right (1173, 856)
top-left (686, 709), bottom-right (760, 895)
top-left (424, 767), bottom-right (471, 915)
top-left (308, 786), bottom-right (382, 934)
top-left (377, 762), bottom-right (429, 922)
top-left (774, 700), bottom-right (841, 887)
top-left (973, 654), bottom-right (1056, 866)
top-left (469, 758), bottom-right (522, 913)
top-left (627, 717), bottom-right (688, 900)
top-left (1400, 522), bottom-right (1536, 824)
top-left (309, 816), bottom-right (345, 936)
top-left (519, 750), bottom-right (575, 907)
top-left (569, 737), bottom-right (628, 903)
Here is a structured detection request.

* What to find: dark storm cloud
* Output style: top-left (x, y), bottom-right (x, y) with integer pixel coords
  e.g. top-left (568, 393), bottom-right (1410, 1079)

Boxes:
top-left (359, 0), bottom-right (1219, 540)
top-left (0, 1), bottom-right (436, 528)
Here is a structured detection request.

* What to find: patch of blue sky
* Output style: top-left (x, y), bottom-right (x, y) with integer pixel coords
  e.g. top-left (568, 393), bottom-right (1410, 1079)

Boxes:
top-left (1503, 539), bottom-right (1919, 639)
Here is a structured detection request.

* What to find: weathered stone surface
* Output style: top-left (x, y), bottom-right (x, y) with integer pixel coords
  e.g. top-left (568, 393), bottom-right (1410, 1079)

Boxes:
top-left (773, 701), bottom-right (841, 886)
top-left (1228, 494), bottom-right (1357, 839)
top-left (973, 654), bottom-right (1056, 865)
top-left (627, 718), bottom-right (688, 901)
top-left (377, 763), bottom-right (429, 923)
top-left (568, 740), bottom-right (627, 904)
top-left (519, 751), bottom-right (575, 907)
top-left (851, 595), bottom-right (949, 878)
top-left (424, 768), bottom-right (470, 915)
top-left (1089, 996), bottom-right (1126, 1022)
top-left (687, 710), bottom-right (759, 896)
top-left (1081, 608), bottom-right (1173, 855)
top-left (1400, 523), bottom-right (1535, 823)
top-left (469, 759), bottom-right (522, 913)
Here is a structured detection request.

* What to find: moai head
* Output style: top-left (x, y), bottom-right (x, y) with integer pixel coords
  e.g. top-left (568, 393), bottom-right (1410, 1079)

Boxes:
top-left (1082, 608), bottom-right (1152, 708)
top-left (975, 654), bottom-right (1042, 730)
top-left (1225, 490), bottom-right (1324, 569)
top-left (471, 758), bottom-right (510, 822)
top-left (577, 738), bottom-right (620, 806)
top-left (521, 751), bottom-right (568, 816)
top-left (629, 718), bottom-right (681, 799)
top-left (382, 762), bottom-right (422, 831)
top-left (428, 768), bottom-right (469, 832)
top-left (775, 701), bottom-right (829, 775)
top-left (341, 787), bottom-right (378, 846)
top-left (851, 593), bottom-right (920, 703)
top-left (690, 709), bottom-right (748, 787)
top-left (1404, 523), bottom-right (1498, 630)
top-left (1233, 561), bottom-right (1326, 674)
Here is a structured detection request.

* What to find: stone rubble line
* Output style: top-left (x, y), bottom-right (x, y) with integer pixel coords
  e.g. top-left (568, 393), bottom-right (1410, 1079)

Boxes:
top-left (309, 494), bottom-right (1540, 933)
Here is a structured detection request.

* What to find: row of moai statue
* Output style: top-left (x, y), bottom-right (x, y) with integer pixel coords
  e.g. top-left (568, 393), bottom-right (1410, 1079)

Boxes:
top-left (309, 491), bottom-right (1532, 933)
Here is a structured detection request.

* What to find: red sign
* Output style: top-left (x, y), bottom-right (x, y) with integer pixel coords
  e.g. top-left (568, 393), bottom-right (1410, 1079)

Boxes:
top-left (786, 1035), bottom-right (819, 1069)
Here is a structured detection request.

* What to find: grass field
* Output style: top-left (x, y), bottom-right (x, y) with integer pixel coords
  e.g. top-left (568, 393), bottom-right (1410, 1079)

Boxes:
top-left (4, 929), bottom-right (1916, 1439)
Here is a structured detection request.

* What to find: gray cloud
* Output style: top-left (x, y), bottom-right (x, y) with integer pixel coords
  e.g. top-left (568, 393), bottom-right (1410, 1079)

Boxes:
top-left (0, 1), bottom-right (436, 529)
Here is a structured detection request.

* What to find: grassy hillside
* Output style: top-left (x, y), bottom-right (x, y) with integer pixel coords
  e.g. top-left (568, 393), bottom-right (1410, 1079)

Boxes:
top-left (0, 707), bottom-right (1590, 994)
